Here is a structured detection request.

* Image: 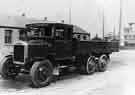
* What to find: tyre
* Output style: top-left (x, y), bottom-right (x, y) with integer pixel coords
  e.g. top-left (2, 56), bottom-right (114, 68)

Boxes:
top-left (107, 55), bottom-right (110, 64)
top-left (97, 55), bottom-right (108, 72)
top-left (0, 56), bottom-right (18, 79)
top-left (30, 60), bottom-right (53, 88)
top-left (80, 56), bottom-right (96, 74)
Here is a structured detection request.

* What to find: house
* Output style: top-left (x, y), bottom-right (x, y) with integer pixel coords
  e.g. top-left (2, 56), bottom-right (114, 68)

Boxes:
top-left (0, 14), bottom-right (42, 52)
top-left (123, 23), bottom-right (135, 46)
top-left (73, 25), bottom-right (90, 41)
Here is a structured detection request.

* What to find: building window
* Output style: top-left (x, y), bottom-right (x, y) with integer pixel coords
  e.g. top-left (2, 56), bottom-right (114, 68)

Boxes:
top-left (5, 30), bottom-right (12, 44)
top-left (19, 29), bottom-right (27, 41)
top-left (129, 35), bottom-right (131, 39)
top-left (124, 35), bottom-right (127, 40)
top-left (83, 35), bottom-right (86, 40)
top-left (77, 35), bottom-right (80, 39)
top-left (132, 35), bottom-right (133, 39)
top-left (133, 35), bottom-right (135, 39)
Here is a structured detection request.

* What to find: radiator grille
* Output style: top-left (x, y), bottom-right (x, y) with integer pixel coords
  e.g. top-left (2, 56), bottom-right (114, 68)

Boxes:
top-left (14, 45), bottom-right (24, 62)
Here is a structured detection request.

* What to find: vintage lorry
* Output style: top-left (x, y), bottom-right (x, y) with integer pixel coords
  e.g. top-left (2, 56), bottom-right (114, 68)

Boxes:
top-left (0, 23), bottom-right (119, 88)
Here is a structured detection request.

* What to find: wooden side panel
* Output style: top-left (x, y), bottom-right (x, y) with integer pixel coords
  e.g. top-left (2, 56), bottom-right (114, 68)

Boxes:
top-left (76, 41), bottom-right (119, 55)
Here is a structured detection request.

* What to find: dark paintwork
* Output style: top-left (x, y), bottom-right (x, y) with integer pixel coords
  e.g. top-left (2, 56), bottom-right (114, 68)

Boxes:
top-left (13, 23), bottom-right (119, 65)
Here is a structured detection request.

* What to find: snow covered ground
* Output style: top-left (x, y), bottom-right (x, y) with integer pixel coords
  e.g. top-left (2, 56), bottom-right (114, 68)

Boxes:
top-left (0, 50), bottom-right (134, 95)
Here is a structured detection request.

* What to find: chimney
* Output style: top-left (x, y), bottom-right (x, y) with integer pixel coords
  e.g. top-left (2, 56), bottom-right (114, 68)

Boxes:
top-left (22, 13), bottom-right (26, 17)
top-left (44, 17), bottom-right (48, 21)
top-left (61, 20), bottom-right (64, 23)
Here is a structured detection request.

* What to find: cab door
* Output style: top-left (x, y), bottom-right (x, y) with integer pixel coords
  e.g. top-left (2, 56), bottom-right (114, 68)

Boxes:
top-left (54, 24), bottom-right (73, 60)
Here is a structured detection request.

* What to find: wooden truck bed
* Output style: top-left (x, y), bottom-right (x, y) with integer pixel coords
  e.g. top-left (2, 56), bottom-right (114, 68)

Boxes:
top-left (76, 41), bottom-right (119, 55)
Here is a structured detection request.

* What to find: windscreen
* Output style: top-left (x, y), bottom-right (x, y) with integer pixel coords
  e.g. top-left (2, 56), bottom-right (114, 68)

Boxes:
top-left (27, 26), bottom-right (52, 38)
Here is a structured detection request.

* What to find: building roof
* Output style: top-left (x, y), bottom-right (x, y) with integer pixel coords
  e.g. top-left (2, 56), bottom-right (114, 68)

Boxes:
top-left (0, 13), bottom-right (42, 28)
top-left (73, 25), bottom-right (89, 34)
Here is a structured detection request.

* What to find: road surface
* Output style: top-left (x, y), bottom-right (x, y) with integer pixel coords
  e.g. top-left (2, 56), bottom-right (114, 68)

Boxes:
top-left (0, 50), bottom-right (134, 95)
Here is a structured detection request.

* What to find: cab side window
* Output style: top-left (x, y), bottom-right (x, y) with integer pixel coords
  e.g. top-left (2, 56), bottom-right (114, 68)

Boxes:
top-left (55, 26), bottom-right (64, 40)
top-left (67, 27), bottom-right (73, 40)
top-left (44, 26), bottom-right (52, 37)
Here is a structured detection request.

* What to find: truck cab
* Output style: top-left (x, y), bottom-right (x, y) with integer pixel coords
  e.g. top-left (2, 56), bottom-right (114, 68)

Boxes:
top-left (14, 23), bottom-right (74, 63)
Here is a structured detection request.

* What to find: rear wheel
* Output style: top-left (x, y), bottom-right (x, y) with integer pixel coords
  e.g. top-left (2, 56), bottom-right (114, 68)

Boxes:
top-left (97, 55), bottom-right (108, 72)
top-left (30, 60), bottom-right (53, 88)
top-left (80, 56), bottom-right (96, 74)
top-left (0, 56), bottom-right (18, 79)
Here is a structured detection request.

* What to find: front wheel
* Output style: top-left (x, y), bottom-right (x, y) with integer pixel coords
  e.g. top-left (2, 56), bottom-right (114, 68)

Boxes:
top-left (30, 60), bottom-right (53, 88)
top-left (0, 56), bottom-right (18, 79)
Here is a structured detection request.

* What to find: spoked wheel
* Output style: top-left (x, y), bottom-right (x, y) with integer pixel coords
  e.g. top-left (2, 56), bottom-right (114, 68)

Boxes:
top-left (98, 55), bottom-right (108, 72)
top-left (0, 56), bottom-right (18, 80)
top-left (81, 56), bottom-right (96, 74)
top-left (30, 60), bottom-right (53, 88)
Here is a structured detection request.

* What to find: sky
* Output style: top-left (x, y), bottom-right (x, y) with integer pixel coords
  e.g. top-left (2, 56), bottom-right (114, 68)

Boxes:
top-left (0, 0), bottom-right (133, 37)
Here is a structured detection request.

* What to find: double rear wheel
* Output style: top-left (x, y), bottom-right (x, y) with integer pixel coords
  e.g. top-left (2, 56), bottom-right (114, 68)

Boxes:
top-left (79, 54), bottom-right (109, 74)
top-left (97, 55), bottom-right (109, 72)
top-left (80, 56), bottom-right (96, 74)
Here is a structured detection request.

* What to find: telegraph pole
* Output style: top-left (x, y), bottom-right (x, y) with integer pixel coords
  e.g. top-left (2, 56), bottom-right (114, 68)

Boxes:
top-left (113, 26), bottom-right (116, 39)
top-left (119, 0), bottom-right (122, 44)
top-left (69, 0), bottom-right (72, 24)
top-left (102, 8), bottom-right (105, 39)
top-left (69, 7), bottom-right (71, 24)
